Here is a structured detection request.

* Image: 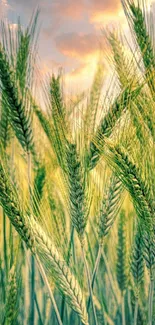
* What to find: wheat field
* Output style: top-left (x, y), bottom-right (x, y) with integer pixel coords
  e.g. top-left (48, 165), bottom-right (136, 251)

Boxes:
top-left (0, 0), bottom-right (155, 324)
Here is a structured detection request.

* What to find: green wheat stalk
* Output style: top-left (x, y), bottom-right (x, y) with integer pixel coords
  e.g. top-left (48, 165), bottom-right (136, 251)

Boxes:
top-left (116, 210), bottom-right (129, 325)
top-left (0, 155), bottom-right (89, 325)
top-left (87, 175), bottom-right (123, 311)
top-left (87, 84), bottom-right (142, 170)
top-left (0, 43), bottom-right (34, 153)
top-left (122, 0), bottom-right (155, 94)
top-left (131, 225), bottom-right (144, 325)
top-left (142, 230), bottom-right (155, 325)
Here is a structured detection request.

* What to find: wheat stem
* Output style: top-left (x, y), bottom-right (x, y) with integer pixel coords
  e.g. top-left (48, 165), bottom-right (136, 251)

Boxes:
top-left (133, 298), bottom-right (138, 325)
top-left (91, 244), bottom-right (102, 290)
top-left (148, 273), bottom-right (154, 325)
top-left (9, 223), bottom-right (14, 268)
top-left (87, 244), bottom-right (102, 311)
top-left (81, 244), bottom-right (98, 325)
top-left (30, 255), bottom-right (35, 324)
top-left (27, 151), bottom-right (35, 324)
top-left (27, 151), bottom-right (32, 192)
top-left (102, 249), bottom-right (120, 307)
top-left (90, 220), bottom-right (120, 306)
top-left (122, 293), bottom-right (126, 325)
top-left (127, 289), bottom-right (133, 323)
top-left (61, 225), bottom-right (74, 322)
top-left (34, 293), bottom-right (44, 325)
top-left (3, 210), bottom-right (8, 281)
top-left (35, 254), bottom-right (63, 325)
top-left (9, 139), bottom-right (15, 269)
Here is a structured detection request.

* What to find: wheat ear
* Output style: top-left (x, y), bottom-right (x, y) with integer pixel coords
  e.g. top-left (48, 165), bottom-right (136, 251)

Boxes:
top-left (0, 96), bottom-right (11, 150)
top-left (0, 158), bottom-right (89, 325)
top-left (88, 85), bottom-right (142, 170)
top-left (106, 144), bottom-right (154, 229)
top-left (98, 175), bottom-right (123, 243)
top-left (31, 218), bottom-right (89, 325)
top-left (4, 266), bottom-right (18, 325)
top-left (0, 44), bottom-right (33, 152)
top-left (87, 176), bottom-right (123, 311)
top-left (66, 142), bottom-right (98, 323)
top-left (108, 31), bottom-right (154, 142)
top-left (122, 0), bottom-right (155, 94)
top-left (66, 143), bottom-right (88, 242)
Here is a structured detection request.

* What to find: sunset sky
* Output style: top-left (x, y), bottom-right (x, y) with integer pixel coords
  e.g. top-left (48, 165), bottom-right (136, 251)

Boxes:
top-left (0, 0), bottom-right (128, 91)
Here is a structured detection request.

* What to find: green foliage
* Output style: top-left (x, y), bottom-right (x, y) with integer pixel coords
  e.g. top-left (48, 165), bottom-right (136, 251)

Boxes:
top-left (123, 0), bottom-right (155, 93)
top-left (88, 85), bottom-right (142, 169)
top-left (0, 97), bottom-right (11, 150)
top-left (116, 210), bottom-right (129, 293)
top-left (107, 144), bottom-right (154, 228)
top-left (0, 44), bottom-right (33, 152)
top-left (98, 175), bottom-right (123, 243)
top-left (66, 143), bottom-right (88, 242)
top-left (0, 2), bottom-right (155, 324)
top-left (32, 165), bottom-right (46, 216)
top-left (0, 157), bottom-right (34, 250)
top-left (4, 266), bottom-right (18, 325)
top-left (142, 231), bottom-right (155, 276)
top-left (131, 226), bottom-right (144, 294)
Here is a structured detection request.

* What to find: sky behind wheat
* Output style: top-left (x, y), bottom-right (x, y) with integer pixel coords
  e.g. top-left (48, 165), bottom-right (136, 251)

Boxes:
top-left (0, 0), bottom-right (127, 91)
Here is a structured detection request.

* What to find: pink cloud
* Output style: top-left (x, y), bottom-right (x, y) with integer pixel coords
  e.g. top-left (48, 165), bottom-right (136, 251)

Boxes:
top-left (90, 0), bottom-right (121, 14)
top-left (42, 0), bottom-right (121, 22)
top-left (43, 0), bottom-right (85, 20)
top-left (70, 63), bottom-right (86, 76)
top-left (55, 32), bottom-right (104, 58)
top-left (89, 0), bottom-right (122, 23)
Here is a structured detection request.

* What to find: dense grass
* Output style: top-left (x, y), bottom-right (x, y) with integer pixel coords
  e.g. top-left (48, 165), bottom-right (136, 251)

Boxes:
top-left (0, 1), bottom-right (155, 324)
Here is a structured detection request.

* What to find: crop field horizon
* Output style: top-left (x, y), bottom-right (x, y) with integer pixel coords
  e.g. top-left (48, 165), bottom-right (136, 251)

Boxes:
top-left (0, 0), bottom-right (155, 324)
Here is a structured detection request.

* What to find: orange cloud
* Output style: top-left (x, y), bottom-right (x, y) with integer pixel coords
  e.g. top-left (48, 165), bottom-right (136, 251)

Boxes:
top-left (70, 63), bottom-right (87, 76)
top-left (38, 58), bottom-right (63, 77)
top-left (89, 0), bottom-right (123, 25)
top-left (55, 32), bottom-right (105, 60)
top-left (54, 0), bottom-right (85, 19)
top-left (64, 52), bottom-right (106, 93)
top-left (42, 0), bottom-right (85, 20)
top-left (90, 0), bottom-right (121, 14)
top-left (44, 0), bottom-right (122, 22)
